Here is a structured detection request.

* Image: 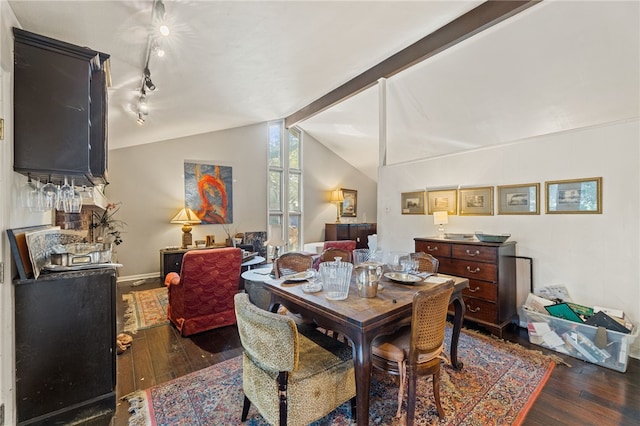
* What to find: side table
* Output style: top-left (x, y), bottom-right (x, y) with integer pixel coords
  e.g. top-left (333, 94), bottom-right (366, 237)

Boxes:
top-left (241, 264), bottom-right (273, 310)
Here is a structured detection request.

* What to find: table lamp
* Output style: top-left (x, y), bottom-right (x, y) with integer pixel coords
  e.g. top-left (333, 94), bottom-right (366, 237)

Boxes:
top-left (171, 207), bottom-right (200, 248)
top-left (329, 189), bottom-right (344, 223)
top-left (433, 211), bottom-right (448, 236)
top-left (264, 224), bottom-right (287, 264)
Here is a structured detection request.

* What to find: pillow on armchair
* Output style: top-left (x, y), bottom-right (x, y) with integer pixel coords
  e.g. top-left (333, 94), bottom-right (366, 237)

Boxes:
top-left (165, 247), bottom-right (242, 336)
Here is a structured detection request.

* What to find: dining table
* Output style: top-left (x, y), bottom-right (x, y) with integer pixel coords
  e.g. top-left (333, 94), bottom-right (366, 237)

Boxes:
top-left (262, 269), bottom-right (469, 426)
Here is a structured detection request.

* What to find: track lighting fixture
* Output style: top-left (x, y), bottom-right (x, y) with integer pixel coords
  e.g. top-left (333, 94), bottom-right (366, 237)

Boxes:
top-left (133, 0), bottom-right (170, 124)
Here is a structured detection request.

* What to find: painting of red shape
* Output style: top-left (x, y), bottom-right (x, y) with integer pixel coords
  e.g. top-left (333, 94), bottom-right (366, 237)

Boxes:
top-left (184, 162), bottom-right (233, 224)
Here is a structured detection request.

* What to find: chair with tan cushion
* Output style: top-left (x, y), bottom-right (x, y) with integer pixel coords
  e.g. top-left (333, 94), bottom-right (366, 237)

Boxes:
top-left (410, 252), bottom-right (439, 273)
top-left (234, 293), bottom-right (356, 425)
top-left (274, 252), bottom-right (314, 278)
top-left (164, 247), bottom-right (242, 336)
top-left (371, 281), bottom-right (454, 423)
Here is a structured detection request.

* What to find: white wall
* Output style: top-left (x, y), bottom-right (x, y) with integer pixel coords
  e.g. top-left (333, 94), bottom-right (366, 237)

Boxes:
top-left (107, 123), bottom-right (377, 278)
top-left (377, 119), bottom-right (640, 358)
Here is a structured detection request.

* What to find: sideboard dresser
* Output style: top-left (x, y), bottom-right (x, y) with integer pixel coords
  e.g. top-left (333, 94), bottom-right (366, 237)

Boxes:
top-left (414, 236), bottom-right (517, 337)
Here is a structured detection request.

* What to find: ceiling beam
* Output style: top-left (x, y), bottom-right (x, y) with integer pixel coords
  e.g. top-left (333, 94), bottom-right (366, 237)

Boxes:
top-left (285, 0), bottom-right (541, 128)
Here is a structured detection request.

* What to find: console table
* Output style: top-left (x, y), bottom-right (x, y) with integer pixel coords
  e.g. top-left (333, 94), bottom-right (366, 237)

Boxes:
top-left (414, 236), bottom-right (517, 337)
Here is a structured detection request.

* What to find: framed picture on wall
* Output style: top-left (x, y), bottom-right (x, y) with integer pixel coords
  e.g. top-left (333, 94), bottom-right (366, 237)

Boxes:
top-left (340, 188), bottom-right (357, 217)
top-left (545, 177), bottom-right (602, 214)
top-left (497, 183), bottom-right (540, 215)
top-left (401, 191), bottom-right (426, 214)
top-left (458, 186), bottom-right (494, 216)
top-left (427, 189), bottom-right (457, 215)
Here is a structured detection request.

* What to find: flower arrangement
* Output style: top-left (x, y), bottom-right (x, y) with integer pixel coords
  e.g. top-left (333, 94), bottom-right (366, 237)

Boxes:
top-left (91, 202), bottom-right (126, 245)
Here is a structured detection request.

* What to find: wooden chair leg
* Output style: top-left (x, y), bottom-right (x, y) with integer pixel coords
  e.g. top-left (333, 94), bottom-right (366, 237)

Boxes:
top-left (241, 395), bottom-right (251, 421)
top-left (433, 367), bottom-right (445, 418)
top-left (278, 371), bottom-right (288, 426)
top-left (350, 396), bottom-right (357, 422)
top-left (406, 365), bottom-right (418, 426)
top-left (396, 360), bottom-right (405, 418)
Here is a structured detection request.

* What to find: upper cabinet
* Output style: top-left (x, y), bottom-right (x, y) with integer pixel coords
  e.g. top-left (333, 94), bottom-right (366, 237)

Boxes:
top-left (13, 28), bottom-right (110, 186)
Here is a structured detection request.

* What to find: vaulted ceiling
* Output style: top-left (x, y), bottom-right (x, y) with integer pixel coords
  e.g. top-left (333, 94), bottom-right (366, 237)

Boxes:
top-left (8, 1), bottom-right (639, 181)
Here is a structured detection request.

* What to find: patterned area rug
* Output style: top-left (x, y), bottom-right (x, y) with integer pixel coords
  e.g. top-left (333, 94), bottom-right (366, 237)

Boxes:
top-left (122, 287), bottom-right (169, 333)
top-left (124, 326), bottom-right (556, 425)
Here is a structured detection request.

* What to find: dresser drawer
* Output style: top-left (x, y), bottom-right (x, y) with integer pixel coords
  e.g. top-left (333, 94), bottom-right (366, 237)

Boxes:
top-left (462, 279), bottom-right (497, 302)
top-left (452, 244), bottom-right (497, 263)
top-left (462, 297), bottom-right (498, 323)
top-left (444, 259), bottom-right (497, 282)
top-left (415, 240), bottom-right (451, 257)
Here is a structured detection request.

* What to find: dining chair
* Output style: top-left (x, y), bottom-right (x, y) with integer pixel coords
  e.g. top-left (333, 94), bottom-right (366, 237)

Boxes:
top-left (410, 252), bottom-right (440, 273)
top-left (371, 281), bottom-right (454, 422)
top-left (320, 247), bottom-right (353, 263)
top-left (234, 293), bottom-right (357, 426)
top-left (274, 252), bottom-right (314, 278)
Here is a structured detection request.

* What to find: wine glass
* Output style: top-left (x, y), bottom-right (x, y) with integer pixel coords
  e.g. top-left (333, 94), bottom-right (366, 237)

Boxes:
top-left (41, 178), bottom-right (58, 210)
top-left (58, 177), bottom-right (74, 212)
top-left (68, 179), bottom-right (83, 213)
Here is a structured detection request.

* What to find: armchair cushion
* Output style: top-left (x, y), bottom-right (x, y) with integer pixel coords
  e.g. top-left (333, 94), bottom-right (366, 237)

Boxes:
top-left (165, 247), bottom-right (242, 336)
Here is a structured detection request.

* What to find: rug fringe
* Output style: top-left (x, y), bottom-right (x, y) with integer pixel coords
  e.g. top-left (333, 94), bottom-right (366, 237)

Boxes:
top-left (122, 294), bottom-right (138, 334)
top-left (122, 390), bottom-right (151, 426)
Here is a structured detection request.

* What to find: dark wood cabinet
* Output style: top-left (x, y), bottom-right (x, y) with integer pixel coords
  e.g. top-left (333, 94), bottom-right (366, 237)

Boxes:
top-left (13, 27), bottom-right (110, 186)
top-left (325, 223), bottom-right (376, 249)
top-left (14, 268), bottom-right (117, 425)
top-left (160, 248), bottom-right (188, 278)
top-left (415, 237), bottom-right (517, 337)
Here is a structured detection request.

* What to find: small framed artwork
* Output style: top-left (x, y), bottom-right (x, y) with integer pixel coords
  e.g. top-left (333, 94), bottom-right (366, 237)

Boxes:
top-left (545, 177), bottom-right (602, 214)
top-left (401, 191), bottom-right (426, 215)
top-left (497, 183), bottom-right (540, 215)
top-left (458, 186), bottom-right (494, 216)
top-left (427, 189), bottom-right (457, 215)
top-left (340, 188), bottom-right (357, 217)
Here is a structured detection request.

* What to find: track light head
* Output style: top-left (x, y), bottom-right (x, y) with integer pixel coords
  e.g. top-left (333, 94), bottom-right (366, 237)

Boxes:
top-left (144, 76), bottom-right (156, 91)
top-left (136, 113), bottom-right (145, 125)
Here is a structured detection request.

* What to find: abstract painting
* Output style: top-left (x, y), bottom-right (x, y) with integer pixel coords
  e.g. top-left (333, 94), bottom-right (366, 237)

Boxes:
top-left (184, 162), bottom-right (233, 224)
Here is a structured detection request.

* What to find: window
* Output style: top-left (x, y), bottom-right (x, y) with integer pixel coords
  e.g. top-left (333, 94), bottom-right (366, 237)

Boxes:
top-left (268, 121), bottom-right (303, 250)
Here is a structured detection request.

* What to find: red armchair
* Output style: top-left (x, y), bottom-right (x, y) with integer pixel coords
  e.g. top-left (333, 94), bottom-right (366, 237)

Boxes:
top-left (164, 247), bottom-right (242, 336)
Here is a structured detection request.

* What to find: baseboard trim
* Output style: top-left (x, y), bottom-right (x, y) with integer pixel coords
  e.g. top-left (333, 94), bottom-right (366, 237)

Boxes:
top-left (117, 272), bottom-right (161, 284)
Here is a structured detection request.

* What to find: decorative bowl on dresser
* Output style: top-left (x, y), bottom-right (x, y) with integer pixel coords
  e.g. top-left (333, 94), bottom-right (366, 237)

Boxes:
top-left (414, 236), bottom-right (517, 337)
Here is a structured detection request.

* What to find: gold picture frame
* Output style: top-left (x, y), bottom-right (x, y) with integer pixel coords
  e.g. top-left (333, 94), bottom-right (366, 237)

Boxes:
top-left (340, 188), bottom-right (357, 217)
top-left (545, 177), bottom-right (602, 214)
top-left (401, 191), bottom-right (426, 215)
top-left (497, 183), bottom-right (540, 215)
top-left (427, 189), bottom-right (458, 215)
top-left (458, 186), bottom-right (494, 216)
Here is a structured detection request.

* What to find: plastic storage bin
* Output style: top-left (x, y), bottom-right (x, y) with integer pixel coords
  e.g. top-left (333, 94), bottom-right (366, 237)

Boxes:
top-left (522, 308), bottom-right (637, 372)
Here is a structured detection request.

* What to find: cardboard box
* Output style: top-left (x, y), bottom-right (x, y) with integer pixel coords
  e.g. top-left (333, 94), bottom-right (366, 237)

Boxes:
top-left (522, 308), bottom-right (637, 372)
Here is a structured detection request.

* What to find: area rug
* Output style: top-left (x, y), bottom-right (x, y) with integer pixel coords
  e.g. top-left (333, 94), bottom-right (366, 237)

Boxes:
top-left (124, 327), bottom-right (556, 425)
top-left (122, 287), bottom-right (169, 333)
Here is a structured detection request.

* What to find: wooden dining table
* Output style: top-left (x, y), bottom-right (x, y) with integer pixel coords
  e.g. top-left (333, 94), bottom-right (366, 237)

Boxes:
top-left (262, 271), bottom-right (469, 426)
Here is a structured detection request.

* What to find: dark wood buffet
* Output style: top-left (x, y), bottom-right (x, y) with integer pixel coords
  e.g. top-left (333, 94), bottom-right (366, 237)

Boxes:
top-left (415, 236), bottom-right (517, 337)
top-left (325, 223), bottom-right (376, 249)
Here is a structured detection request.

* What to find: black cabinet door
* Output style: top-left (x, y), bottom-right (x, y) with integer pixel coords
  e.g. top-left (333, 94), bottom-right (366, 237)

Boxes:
top-left (13, 27), bottom-right (110, 186)
top-left (15, 269), bottom-right (116, 424)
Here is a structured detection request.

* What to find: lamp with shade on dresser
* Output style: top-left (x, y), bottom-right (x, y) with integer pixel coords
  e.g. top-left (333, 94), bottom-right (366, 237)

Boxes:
top-left (170, 207), bottom-right (200, 249)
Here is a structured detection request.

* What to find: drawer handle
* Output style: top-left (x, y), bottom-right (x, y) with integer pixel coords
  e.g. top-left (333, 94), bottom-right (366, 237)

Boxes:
top-left (466, 249), bottom-right (480, 256)
top-left (466, 305), bottom-right (481, 313)
top-left (468, 286), bottom-right (481, 293)
top-left (426, 245), bottom-right (438, 252)
top-left (466, 266), bottom-right (481, 274)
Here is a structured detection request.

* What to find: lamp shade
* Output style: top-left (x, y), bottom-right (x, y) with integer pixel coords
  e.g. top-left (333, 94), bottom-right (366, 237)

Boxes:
top-left (433, 211), bottom-right (449, 225)
top-left (264, 224), bottom-right (287, 247)
top-left (170, 207), bottom-right (200, 224)
top-left (329, 189), bottom-right (344, 203)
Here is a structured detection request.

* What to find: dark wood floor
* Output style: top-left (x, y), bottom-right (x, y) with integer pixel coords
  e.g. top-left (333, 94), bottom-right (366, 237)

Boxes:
top-left (111, 278), bottom-right (640, 426)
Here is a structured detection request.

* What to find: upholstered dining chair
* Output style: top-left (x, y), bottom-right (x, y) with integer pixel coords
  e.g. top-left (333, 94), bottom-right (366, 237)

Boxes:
top-left (410, 252), bottom-right (440, 273)
top-left (234, 293), bottom-right (357, 426)
top-left (371, 281), bottom-right (454, 423)
top-left (320, 247), bottom-right (353, 263)
top-left (164, 247), bottom-right (242, 336)
top-left (274, 252), bottom-right (314, 278)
